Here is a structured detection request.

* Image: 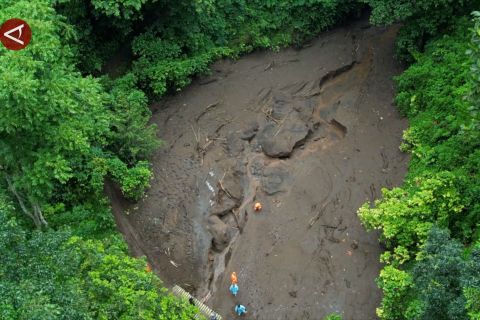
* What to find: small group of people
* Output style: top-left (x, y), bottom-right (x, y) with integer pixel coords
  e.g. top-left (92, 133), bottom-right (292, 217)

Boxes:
top-left (229, 202), bottom-right (262, 317)
top-left (229, 272), bottom-right (247, 316)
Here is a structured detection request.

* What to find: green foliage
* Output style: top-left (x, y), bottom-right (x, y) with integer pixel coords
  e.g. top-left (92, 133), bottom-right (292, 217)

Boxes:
top-left (90, 0), bottom-right (148, 19)
top-left (59, 0), bottom-right (360, 82)
top-left (103, 73), bottom-right (161, 164)
top-left (464, 287), bottom-right (480, 319)
top-left (359, 172), bottom-right (464, 264)
top-left (395, 21), bottom-right (471, 118)
top-left (467, 12), bottom-right (480, 133)
top-left (360, 18), bottom-right (480, 260)
top-left (394, 21), bottom-right (480, 242)
top-left (59, 0), bottom-right (361, 88)
top-left (376, 265), bottom-right (413, 319)
top-left (0, 0), bottom-right (158, 222)
top-left (130, 0), bottom-right (360, 95)
top-left (109, 159), bottom-right (153, 201)
top-left (44, 202), bottom-right (115, 238)
top-left (324, 313), bottom-right (343, 320)
top-left (359, 17), bottom-right (480, 320)
top-left (362, 0), bottom-right (480, 61)
top-left (0, 0), bottom-right (109, 228)
top-left (6, 0), bottom-right (479, 318)
top-left (68, 236), bottom-right (198, 319)
top-left (374, 228), bottom-right (480, 320)
top-left (54, 0), bottom-right (146, 73)
top-left (410, 228), bottom-right (469, 320)
top-left (462, 243), bottom-right (480, 319)
top-left (0, 0), bottom-right (190, 317)
top-left (0, 194), bottom-right (199, 319)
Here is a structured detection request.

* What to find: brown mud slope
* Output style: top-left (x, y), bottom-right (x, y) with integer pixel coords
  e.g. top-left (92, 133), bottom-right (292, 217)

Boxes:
top-left (108, 19), bottom-right (409, 320)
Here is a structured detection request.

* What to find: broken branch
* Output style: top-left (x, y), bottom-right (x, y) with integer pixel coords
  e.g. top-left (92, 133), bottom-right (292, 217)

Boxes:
top-left (195, 101), bottom-right (221, 122)
top-left (308, 202), bottom-right (329, 228)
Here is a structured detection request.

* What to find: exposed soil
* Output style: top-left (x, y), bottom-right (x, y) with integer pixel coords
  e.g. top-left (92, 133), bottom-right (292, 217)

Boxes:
top-left (107, 19), bottom-right (409, 320)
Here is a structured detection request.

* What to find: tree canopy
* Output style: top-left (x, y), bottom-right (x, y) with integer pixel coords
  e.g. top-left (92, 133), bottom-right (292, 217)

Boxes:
top-left (1, 0), bottom-right (479, 318)
top-left (359, 15), bottom-right (480, 320)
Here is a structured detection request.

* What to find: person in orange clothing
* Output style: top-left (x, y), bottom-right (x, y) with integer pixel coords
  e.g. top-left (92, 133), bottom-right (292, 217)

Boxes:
top-left (231, 271), bottom-right (238, 284)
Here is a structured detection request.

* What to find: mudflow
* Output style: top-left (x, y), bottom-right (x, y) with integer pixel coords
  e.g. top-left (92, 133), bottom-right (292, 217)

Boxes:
top-left (106, 19), bottom-right (409, 320)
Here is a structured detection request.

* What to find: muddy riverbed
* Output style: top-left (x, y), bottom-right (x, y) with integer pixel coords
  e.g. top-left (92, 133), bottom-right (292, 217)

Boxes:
top-left (107, 18), bottom-right (409, 320)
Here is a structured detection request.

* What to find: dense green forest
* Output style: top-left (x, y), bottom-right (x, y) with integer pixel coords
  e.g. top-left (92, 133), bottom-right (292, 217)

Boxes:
top-left (0, 0), bottom-right (479, 319)
top-left (359, 14), bottom-right (480, 320)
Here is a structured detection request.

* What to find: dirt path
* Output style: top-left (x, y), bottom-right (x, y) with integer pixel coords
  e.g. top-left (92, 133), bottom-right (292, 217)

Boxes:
top-left (107, 19), bottom-right (408, 320)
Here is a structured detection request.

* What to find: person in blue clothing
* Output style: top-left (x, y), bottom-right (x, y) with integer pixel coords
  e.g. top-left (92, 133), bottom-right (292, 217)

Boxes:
top-left (235, 304), bottom-right (247, 316)
top-left (229, 283), bottom-right (239, 296)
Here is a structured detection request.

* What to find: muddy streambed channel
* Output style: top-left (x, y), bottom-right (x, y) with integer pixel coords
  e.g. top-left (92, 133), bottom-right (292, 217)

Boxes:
top-left (107, 19), bottom-right (409, 320)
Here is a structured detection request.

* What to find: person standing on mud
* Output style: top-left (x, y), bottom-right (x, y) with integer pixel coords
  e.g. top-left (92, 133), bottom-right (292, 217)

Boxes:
top-left (229, 283), bottom-right (239, 296)
top-left (231, 271), bottom-right (238, 284)
top-left (235, 304), bottom-right (247, 316)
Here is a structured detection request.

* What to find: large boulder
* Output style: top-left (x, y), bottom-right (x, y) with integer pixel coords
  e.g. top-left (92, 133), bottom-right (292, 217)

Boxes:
top-left (257, 113), bottom-right (309, 158)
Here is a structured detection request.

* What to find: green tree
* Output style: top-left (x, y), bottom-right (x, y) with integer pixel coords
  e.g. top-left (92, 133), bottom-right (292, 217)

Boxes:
top-left (462, 243), bottom-right (480, 319)
top-left (410, 228), bottom-right (468, 320)
top-left (375, 265), bottom-right (413, 319)
top-left (358, 172), bottom-right (464, 264)
top-left (131, 0), bottom-right (360, 95)
top-left (0, 191), bottom-right (199, 319)
top-left (324, 313), bottom-right (343, 320)
top-left (360, 16), bottom-right (480, 320)
top-left (0, 0), bottom-right (108, 227)
top-left (362, 0), bottom-right (480, 61)
top-left (89, 0), bottom-right (148, 19)
top-left (467, 12), bottom-right (480, 133)
top-left (0, 0), bottom-right (158, 226)
top-left (103, 73), bottom-right (160, 164)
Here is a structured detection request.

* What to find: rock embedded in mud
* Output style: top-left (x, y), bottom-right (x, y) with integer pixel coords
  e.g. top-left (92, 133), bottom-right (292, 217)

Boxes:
top-left (262, 165), bottom-right (290, 195)
top-left (257, 113), bottom-right (309, 158)
top-left (209, 196), bottom-right (238, 216)
top-left (207, 215), bottom-right (231, 252)
top-left (293, 100), bottom-right (316, 125)
top-left (239, 121), bottom-right (259, 141)
top-left (221, 172), bottom-right (243, 201)
top-left (270, 94), bottom-right (291, 119)
top-left (226, 131), bottom-right (245, 156)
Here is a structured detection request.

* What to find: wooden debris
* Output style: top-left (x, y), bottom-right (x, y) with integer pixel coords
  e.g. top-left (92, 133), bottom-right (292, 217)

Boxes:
top-left (308, 202), bottom-right (328, 228)
top-left (195, 101), bottom-right (221, 122)
top-left (218, 171), bottom-right (236, 201)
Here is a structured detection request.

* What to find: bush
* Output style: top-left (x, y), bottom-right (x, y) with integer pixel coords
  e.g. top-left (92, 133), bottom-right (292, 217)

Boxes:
top-left (130, 0), bottom-right (360, 96)
top-left (359, 17), bottom-right (480, 320)
top-left (103, 73), bottom-right (161, 164)
top-left (0, 194), bottom-right (199, 320)
top-left (376, 265), bottom-right (413, 319)
top-left (324, 313), bottom-right (343, 320)
top-left (362, 0), bottom-right (480, 62)
top-left (359, 171), bottom-right (465, 264)
top-left (108, 158), bottom-right (153, 201)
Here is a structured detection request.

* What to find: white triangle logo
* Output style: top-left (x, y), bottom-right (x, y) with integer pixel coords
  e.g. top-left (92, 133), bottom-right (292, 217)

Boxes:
top-left (4, 24), bottom-right (24, 45)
